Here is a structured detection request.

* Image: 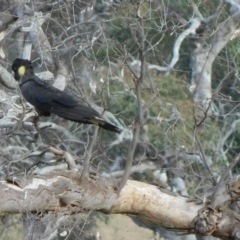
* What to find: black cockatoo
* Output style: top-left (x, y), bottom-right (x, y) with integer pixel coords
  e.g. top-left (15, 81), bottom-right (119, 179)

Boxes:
top-left (12, 58), bottom-right (121, 133)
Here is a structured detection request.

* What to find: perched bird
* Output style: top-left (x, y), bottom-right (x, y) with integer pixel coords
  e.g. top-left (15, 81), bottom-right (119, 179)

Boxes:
top-left (12, 58), bottom-right (121, 133)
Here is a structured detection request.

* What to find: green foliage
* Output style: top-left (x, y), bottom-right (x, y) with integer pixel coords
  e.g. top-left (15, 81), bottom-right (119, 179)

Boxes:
top-left (96, 213), bottom-right (112, 225)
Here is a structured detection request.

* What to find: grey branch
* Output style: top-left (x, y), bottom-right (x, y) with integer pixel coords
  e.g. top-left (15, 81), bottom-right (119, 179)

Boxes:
top-left (0, 64), bottom-right (17, 89)
top-left (1, 172), bottom-right (240, 238)
top-left (148, 18), bottom-right (201, 72)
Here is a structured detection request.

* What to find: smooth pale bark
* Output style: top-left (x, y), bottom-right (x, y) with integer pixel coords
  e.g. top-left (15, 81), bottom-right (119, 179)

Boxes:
top-left (109, 180), bottom-right (200, 230)
top-left (189, 1), bottom-right (240, 114)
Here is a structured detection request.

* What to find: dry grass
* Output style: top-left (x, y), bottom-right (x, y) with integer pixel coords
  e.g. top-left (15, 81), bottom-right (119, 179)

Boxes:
top-left (96, 214), bottom-right (160, 240)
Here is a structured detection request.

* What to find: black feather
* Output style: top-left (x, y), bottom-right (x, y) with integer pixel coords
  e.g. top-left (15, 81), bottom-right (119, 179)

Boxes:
top-left (12, 58), bottom-right (121, 133)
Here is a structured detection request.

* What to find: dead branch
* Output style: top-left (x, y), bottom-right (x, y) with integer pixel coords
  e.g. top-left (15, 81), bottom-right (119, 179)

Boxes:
top-left (2, 172), bottom-right (240, 238)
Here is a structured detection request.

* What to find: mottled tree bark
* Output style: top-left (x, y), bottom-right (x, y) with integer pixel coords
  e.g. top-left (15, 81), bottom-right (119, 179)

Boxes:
top-left (189, 0), bottom-right (240, 117)
top-left (1, 171), bottom-right (240, 239)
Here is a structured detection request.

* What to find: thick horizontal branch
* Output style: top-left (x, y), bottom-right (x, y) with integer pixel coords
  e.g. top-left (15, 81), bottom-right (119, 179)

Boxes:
top-left (1, 171), bottom-right (118, 213)
top-left (109, 180), bottom-right (200, 230)
top-left (1, 171), bottom-right (240, 238)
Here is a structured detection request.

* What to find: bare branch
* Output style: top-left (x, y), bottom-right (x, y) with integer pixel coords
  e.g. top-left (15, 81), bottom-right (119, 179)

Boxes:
top-left (80, 126), bottom-right (99, 180)
top-left (1, 173), bottom-right (240, 238)
top-left (118, 7), bottom-right (145, 192)
top-left (194, 133), bottom-right (217, 185)
top-left (189, 0), bottom-right (204, 20)
top-left (102, 162), bottom-right (157, 178)
top-left (22, 35), bottom-right (32, 60)
top-left (148, 18), bottom-right (201, 72)
top-left (216, 118), bottom-right (240, 157)
top-left (0, 63), bottom-right (17, 89)
top-left (53, 61), bottom-right (68, 91)
top-left (210, 153), bottom-right (240, 206)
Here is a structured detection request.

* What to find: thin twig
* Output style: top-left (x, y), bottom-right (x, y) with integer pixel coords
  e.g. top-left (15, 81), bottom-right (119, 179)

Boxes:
top-left (12, 95), bottom-right (26, 132)
top-left (194, 97), bottom-right (213, 128)
top-left (189, 0), bottom-right (204, 20)
top-left (117, 6), bottom-right (144, 193)
top-left (210, 153), bottom-right (240, 204)
top-left (195, 133), bottom-right (217, 185)
top-left (80, 126), bottom-right (99, 181)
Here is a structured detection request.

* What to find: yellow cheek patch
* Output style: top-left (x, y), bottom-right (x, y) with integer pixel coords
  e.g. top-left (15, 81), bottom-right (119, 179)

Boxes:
top-left (18, 66), bottom-right (26, 76)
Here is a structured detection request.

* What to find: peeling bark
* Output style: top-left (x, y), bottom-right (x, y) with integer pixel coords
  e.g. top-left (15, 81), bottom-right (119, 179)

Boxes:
top-left (1, 171), bottom-right (240, 239)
